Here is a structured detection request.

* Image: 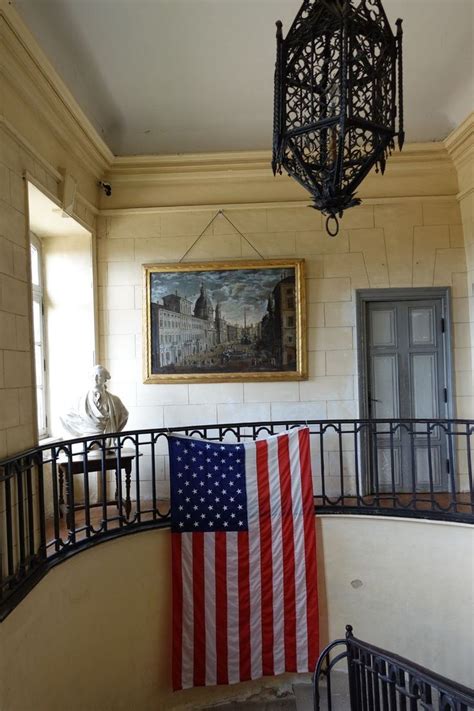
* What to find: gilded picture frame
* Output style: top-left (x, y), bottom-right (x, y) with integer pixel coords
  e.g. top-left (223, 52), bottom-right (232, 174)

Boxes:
top-left (143, 259), bottom-right (307, 384)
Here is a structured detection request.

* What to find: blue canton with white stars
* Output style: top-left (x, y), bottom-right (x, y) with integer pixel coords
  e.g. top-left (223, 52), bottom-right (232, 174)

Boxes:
top-left (169, 437), bottom-right (248, 533)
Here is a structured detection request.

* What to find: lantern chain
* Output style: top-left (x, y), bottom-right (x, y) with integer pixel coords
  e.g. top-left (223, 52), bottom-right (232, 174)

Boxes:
top-left (396, 18), bottom-right (405, 150)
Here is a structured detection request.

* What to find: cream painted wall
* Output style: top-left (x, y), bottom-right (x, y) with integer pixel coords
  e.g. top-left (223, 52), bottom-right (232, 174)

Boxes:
top-left (97, 198), bottom-right (472, 497)
top-left (318, 517), bottom-right (474, 685)
top-left (0, 518), bottom-right (472, 711)
top-left (0, 131), bottom-right (35, 458)
top-left (0, 3), bottom-right (104, 459)
top-left (0, 125), bottom-right (97, 459)
top-left (446, 114), bottom-right (474, 402)
top-left (0, 124), bottom-right (99, 455)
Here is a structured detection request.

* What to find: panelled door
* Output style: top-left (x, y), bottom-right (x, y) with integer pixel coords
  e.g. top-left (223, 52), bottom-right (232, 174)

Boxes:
top-left (363, 295), bottom-right (451, 492)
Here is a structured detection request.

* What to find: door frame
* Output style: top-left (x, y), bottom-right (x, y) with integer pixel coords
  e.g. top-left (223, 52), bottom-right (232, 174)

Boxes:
top-left (356, 287), bottom-right (455, 420)
top-left (356, 287), bottom-right (455, 493)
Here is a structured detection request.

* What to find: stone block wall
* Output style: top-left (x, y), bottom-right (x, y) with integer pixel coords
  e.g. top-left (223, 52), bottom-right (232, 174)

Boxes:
top-left (0, 129), bottom-right (49, 460)
top-left (97, 199), bottom-right (471, 497)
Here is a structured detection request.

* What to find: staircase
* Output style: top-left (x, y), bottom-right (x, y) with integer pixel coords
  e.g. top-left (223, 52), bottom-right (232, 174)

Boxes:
top-left (198, 672), bottom-right (350, 710)
top-left (293, 672), bottom-right (350, 710)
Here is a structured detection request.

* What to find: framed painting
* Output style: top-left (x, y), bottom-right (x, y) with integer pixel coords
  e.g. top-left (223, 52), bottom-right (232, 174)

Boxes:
top-left (143, 259), bottom-right (307, 383)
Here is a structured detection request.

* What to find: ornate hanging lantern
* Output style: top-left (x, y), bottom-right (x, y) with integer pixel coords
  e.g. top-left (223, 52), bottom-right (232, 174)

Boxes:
top-left (272, 0), bottom-right (404, 236)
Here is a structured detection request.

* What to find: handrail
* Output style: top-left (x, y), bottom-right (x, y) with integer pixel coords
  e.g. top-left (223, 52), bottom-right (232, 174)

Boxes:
top-left (1, 418), bottom-right (473, 620)
top-left (314, 625), bottom-right (474, 710)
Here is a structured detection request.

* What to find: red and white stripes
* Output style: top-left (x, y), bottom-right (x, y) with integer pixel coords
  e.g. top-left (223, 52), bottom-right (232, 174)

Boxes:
top-left (171, 427), bottom-right (318, 690)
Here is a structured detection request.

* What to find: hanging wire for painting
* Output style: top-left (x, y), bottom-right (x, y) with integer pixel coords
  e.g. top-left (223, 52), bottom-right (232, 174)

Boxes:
top-left (179, 210), bottom-right (265, 262)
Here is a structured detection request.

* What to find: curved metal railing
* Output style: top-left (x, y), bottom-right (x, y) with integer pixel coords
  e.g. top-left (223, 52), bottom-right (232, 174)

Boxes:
top-left (313, 625), bottom-right (474, 710)
top-left (1, 418), bottom-right (473, 620)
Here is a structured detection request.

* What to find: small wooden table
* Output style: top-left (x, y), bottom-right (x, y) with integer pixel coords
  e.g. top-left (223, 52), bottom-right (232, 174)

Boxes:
top-left (57, 448), bottom-right (136, 526)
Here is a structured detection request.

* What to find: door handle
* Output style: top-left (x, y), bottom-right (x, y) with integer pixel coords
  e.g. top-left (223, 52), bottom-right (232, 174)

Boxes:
top-left (368, 393), bottom-right (381, 403)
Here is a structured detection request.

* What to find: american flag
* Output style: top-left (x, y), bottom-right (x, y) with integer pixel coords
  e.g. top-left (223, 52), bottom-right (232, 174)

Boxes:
top-left (169, 426), bottom-right (318, 691)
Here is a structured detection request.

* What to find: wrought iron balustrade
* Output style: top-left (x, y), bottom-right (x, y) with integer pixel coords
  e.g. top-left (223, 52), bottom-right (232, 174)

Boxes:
top-left (0, 418), bottom-right (472, 620)
top-left (314, 625), bottom-right (474, 710)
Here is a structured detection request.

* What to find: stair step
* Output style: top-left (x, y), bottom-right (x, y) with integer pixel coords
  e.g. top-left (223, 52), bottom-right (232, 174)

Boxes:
top-left (197, 672), bottom-right (352, 711)
top-left (293, 672), bottom-right (351, 711)
top-left (199, 699), bottom-right (296, 710)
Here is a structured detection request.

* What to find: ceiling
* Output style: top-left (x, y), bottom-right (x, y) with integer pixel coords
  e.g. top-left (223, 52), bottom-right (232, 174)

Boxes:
top-left (13, 0), bottom-right (474, 157)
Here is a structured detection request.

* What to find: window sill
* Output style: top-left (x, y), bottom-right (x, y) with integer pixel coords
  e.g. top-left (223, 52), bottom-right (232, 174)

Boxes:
top-left (39, 435), bottom-right (64, 447)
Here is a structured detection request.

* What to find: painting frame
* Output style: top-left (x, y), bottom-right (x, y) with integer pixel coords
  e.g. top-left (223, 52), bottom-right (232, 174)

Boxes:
top-left (142, 259), bottom-right (307, 384)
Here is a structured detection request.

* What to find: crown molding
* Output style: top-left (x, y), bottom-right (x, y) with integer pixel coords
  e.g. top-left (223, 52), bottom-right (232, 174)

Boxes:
top-left (108, 142), bottom-right (450, 182)
top-left (0, 114), bottom-right (62, 181)
top-left (444, 112), bottom-right (473, 198)
top-left (111, 150), bottom-right (271, 174)
top-left (445, 112), bottom-right (474, 161)
top-left (0, 2), bottom-right (114, 179)
top-left (102, 142), bottom-right (457, 210)
top-left (98, 194), bottom-right (460, 217)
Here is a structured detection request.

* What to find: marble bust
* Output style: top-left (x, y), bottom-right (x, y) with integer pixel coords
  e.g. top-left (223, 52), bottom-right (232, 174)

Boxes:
top-left (60, 365), bottom-right (129, 439)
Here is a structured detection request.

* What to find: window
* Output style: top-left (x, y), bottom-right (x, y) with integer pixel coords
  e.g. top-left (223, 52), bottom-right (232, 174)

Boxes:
top-left (30, 235), bottom-right (48, 438)
top-left (287, 316), bottom-right (295, 328)
top-left (27, 182), bottom-right (95, 441)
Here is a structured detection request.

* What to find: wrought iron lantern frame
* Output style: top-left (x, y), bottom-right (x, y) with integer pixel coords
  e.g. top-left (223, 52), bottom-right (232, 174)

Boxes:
top-left (272, 0), bottom-right (404, 236)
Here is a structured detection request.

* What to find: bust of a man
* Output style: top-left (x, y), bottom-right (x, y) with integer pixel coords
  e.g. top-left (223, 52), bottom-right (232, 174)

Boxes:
top-left (60, 365), bottom-right (128, 438)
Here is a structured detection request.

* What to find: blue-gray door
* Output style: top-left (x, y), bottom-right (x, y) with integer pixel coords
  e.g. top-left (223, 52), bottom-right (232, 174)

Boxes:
top-left (366, 298), bottom-right (450, 492)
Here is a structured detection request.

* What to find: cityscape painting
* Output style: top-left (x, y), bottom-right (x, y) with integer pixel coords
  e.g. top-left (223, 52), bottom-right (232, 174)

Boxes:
top-left (143, 260), bottom-right (307, 383)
